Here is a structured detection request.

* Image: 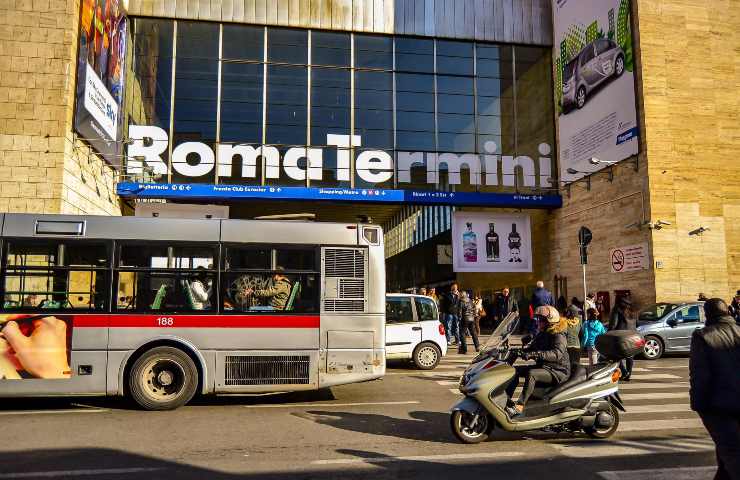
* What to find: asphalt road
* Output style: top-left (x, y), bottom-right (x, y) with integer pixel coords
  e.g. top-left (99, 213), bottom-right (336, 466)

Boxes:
top-left (0, 348), bottom-right (716, 480)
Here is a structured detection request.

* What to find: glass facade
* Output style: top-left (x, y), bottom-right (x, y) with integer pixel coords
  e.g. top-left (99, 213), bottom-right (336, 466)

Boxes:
top-left (126, 19), bottom-right (555, 191)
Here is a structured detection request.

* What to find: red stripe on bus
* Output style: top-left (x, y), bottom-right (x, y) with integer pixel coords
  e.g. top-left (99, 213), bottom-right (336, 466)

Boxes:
top-left (72, 315), bottom-right (320, 329)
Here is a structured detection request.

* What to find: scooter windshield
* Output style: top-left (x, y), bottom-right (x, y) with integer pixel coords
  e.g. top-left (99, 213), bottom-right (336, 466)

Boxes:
top-left (473, 312), bottom-right (520, 362)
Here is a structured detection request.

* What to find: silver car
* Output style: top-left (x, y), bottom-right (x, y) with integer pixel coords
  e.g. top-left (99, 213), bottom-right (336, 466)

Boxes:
top-left (562, 38), bottom-right (625, 111)
top-left (636, 302), bottom-right (705, 360)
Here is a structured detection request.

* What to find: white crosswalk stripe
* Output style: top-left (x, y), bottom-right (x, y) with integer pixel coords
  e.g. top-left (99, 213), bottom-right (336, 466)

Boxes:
top-left (597, 466), bottom-right (714, 480)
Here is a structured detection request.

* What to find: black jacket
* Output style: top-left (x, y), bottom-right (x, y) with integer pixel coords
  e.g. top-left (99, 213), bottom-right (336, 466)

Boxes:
top-left (442, 291), bottom-right (460, 315)
top-left (608, 308), bottom-right (636, 331)
top-left (689, 316), bottom-right (740, 415)
top-left (496, 294), bottom-right (518, 318)
top-left (729, 299), bottom-right (740, 323)
top-left (457, 297), bottom-right (476, 322)
top-left (524, 331), bottom-right (570, 383)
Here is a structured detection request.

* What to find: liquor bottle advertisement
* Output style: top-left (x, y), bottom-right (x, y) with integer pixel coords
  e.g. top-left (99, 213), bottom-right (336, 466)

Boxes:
top-left (451, 212), bottom-right (532, 273)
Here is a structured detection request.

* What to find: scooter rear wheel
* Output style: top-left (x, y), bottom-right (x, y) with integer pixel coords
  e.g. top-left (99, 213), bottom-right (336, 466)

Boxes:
top-left (450, 410), bottom-right (491, 444)
top-left (584, 403), bottom-right (620, 439)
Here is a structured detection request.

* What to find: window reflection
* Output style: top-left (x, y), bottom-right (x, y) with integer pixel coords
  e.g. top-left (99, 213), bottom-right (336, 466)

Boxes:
top-left (266, 64), bottom-right (307, 145)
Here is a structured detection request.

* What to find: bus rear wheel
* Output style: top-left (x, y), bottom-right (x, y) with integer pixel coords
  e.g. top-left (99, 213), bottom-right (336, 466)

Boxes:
top-left (128, 346), bottom-right (198, 411)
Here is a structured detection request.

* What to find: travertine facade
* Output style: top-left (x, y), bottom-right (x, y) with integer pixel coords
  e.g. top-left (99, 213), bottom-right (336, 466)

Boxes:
top-left (0, 0), bottom-right (120, 215)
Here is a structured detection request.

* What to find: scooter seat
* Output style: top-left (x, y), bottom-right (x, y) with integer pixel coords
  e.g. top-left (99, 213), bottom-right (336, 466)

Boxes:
top-left (546, 365), bottom-right (588, 398)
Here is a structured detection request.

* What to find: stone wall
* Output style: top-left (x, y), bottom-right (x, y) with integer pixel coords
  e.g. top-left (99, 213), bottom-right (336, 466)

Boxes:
top-left (636, 0), bottom-right (740, 301)
top-left (0, 0), bottom-right (121, 215)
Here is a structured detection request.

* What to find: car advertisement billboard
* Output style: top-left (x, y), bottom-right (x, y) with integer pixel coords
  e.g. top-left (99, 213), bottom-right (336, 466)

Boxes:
top-left (553, 0), bottom-right (639, 182)
top-left (451, 212), bottom-right (532, 273)
top-left (73, 0), bottom-right (128, 167)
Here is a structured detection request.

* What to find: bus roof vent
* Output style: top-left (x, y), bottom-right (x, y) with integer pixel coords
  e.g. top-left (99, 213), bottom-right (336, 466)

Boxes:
top-left (35, 220), bottom-right (85, 236)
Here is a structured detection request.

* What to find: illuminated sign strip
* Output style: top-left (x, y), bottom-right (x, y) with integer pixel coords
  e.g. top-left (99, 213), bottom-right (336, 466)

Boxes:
top-left (117, 182), bottom-right (562, 208)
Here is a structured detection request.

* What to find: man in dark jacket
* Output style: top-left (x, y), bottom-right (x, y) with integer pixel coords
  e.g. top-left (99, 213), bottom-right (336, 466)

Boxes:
top-left (442, 283), bottom-right (461, 345)
top-left (506, 306), bottom-right (570, 414)
top-left (530, 281), bottom-right (554, 309)
top-left (495, 287), bottom-right (518, 325)
top-left (457, 291), bottom-right (479, 354)
top-left (609, 296), bottom-right (636, 380)
top-left (729, 290), bottom-right (740, 324)
top-left (690, 298), bottom-right (740, 480)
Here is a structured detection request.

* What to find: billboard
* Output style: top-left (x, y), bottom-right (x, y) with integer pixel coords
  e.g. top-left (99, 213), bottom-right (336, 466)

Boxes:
top-left (0, 315), bottom-right (73, 380)
top-left (553, 0), bottom-right (639, 182)
top-left (452, 212), bottom-right (532, 273)
top-left (74, 0), bottom-right (128, 167)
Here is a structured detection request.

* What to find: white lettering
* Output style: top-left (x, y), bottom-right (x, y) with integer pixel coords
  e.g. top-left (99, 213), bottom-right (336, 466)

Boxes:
top-left (432, 153), bottom-right (482, 185)
top-left (538, 143), bottom-right (553, 188)
top-left (502, 155), bottom-right (536, 187)
top-left (216, 144), bottom-right (259, 179)
top-left (326, 134), bottom-right (360, 182)
top-left (356, 150), bottom-right (393, 183)
top-left (397, 151), bottom-right (424, 183)
top-left (283, 147), bottom-right (324, 181)
top-left (127, 125), bottom-right (168, 175)
top-left (172, 142), bottom-right (215, 177)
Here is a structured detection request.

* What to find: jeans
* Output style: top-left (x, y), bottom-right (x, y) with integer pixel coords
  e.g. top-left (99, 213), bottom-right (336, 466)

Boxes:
top-left (458, 320), bottom-right (479, 353)
top-left (586, 347), bottom-right (599, 368)
top-left (505, 365), bottom-right (556, 407)
top-left (444, 314), bottom-right (459, 343)
top-left (620, 357), bottom-right (634, 379)
top-left (699, 412), bottom-right (740, 480)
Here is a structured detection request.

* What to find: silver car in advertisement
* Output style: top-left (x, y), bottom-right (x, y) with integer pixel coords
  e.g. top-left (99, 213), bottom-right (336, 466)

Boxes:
top-left (636, 302), bottom-right (705, 360)
top-left (562, 38), bottom-right (626, 111)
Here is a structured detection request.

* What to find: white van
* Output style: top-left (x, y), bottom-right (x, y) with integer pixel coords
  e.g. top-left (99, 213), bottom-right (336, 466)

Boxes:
top-left (385, 294), bottom-right (448, 369)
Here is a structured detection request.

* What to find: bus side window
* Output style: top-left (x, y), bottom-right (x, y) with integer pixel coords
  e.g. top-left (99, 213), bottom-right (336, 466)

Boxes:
top-left (2, 240), bottom-right (109, 312)
top-left (114, 243), bottom-right (217, 313)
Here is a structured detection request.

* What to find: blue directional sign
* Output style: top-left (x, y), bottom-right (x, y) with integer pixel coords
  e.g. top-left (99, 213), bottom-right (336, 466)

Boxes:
top-left (117, 182), bottom-right (562, 209)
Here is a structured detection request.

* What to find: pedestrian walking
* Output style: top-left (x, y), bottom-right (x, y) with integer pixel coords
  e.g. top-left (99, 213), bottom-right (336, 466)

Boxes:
top-left (442, 283), bottom-right (461, 346)
top-left (473, 293), bottom-right (485, 337)
top-left (530, 281), bottom-right (554, 334)
top-left (495, 287), bottom-right (518, 326)
top-left (584, 292), bottom-right (597, 313)
top-left (564, 305), bottom-right (582, 367)
top-left (609, 296), bottom-right (636, 380)
top-left (457, 291), bottom-right (480, 354)
top-left (581, 308), bottom-right (606, 368)
top-left (689, 298), bottom-right (740, 480)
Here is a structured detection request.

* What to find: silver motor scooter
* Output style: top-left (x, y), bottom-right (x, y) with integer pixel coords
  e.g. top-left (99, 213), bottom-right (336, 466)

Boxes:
top-left (450, 313), bottom-right (626, 443)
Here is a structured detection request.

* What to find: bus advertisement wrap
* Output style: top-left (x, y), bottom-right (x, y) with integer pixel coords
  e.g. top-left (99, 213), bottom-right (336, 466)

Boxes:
top-left (0, 315), bottom-right (73, 380)
top-left (73, 0), bottom-right (128, 167)
top-left (452, 212), bottom-right (532, 273)
top-left (553, 0), bottom-right (639, 182)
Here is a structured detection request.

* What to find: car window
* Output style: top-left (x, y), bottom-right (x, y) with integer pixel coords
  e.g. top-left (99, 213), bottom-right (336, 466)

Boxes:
top-left (676, 305), bottom-right (700, 323)
top-left (386, 297), bottom-right (414, 324)
top-left (580, 45), bottom-right (595, 65)
top-left (415, 297), bottom-right (438, 322)
top-left (639, 303), bottom-right (680, 323)
top-left (596, 39), bottom-right (612, 55)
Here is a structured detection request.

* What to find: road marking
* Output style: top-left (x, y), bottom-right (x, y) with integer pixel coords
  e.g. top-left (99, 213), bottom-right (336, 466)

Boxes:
top-left (0, 408), bottom-right (108, 416)
top-left (0, 468), bottom-right (163, 479)
top-left (619, 418), bottom-right (704, 432)
top-left (553, 438), bottom-right (713, 459)
top-left (618, 381), bottom-right (688, 390)
top-left (244, 400), bottom-right (420, 409)
top-left (436, 380), bottom-right (459, 386)
top-left (620, 391), bottom-right (689, 400)
top-left (630, 373), bottom-right (681, 380)
top-left (449, 389), bottom-right (462, 395)
top-left (623, 403), bottom-right (693, 414)
top-left (311, 451), bottom-right (523, 466)
top-left (598, 466), bottom-right (715, 480)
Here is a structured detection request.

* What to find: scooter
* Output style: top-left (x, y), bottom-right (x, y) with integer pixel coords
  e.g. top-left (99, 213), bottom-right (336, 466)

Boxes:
top-left (450, 313), bottom-right (626, 443)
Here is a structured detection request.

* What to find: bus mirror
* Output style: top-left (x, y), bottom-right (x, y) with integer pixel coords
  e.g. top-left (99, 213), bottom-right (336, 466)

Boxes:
top-left (363, 227), bottom-right (379, 245)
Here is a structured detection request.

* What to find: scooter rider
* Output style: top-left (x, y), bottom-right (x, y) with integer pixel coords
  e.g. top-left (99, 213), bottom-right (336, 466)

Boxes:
top-left (505, 305), bottom-right (571, 415)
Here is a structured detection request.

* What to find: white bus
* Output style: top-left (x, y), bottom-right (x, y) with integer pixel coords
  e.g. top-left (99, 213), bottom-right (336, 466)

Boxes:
top-left (0, 214), bottom-right (385, 410)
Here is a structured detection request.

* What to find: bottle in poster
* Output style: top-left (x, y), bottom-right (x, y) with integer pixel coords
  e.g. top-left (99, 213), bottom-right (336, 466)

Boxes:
top-left (463, 222), bottom-right (477, 263)
top-left (508, 223), bottom-right (522, 263)
top-left (486, 223), bottom-right (500, 262)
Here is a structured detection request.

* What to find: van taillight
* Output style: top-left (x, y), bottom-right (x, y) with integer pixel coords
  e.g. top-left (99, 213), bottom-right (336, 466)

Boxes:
top-left (438, 324), bottom-right (445, 336)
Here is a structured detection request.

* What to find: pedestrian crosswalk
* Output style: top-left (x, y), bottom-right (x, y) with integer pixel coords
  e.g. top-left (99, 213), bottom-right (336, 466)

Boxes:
top-left (418, 349), bottom-right (704, 436)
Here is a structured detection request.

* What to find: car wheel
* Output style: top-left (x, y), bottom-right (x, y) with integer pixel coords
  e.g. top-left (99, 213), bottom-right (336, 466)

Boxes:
top-left (642, 336), bottom-right (664, 360)
top-left (413, 342), bottom-right (442, 370)
top-left (128, 346), bottom-right (199, 410)
top-left (576, 86), bottom-right (587, 109)
top-left (615, 55), bottom-right (625, 77)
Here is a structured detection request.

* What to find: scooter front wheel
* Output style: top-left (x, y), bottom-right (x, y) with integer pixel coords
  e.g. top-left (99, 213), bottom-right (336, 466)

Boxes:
top-left (450, 410), bottom-right (492, 444)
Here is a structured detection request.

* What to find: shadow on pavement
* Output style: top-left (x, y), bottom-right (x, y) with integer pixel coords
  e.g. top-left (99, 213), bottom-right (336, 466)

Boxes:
top-left (0, 446), bottom-right (716, 480)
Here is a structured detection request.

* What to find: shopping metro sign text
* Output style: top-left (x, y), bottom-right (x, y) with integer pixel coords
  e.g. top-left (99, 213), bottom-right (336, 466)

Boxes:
top-left (127, 125), bottom-right (554, 187)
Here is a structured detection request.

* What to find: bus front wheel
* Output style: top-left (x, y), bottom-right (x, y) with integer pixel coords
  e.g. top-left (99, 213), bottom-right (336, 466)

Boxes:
top-left (128, 346), bottom-right (199, 411)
